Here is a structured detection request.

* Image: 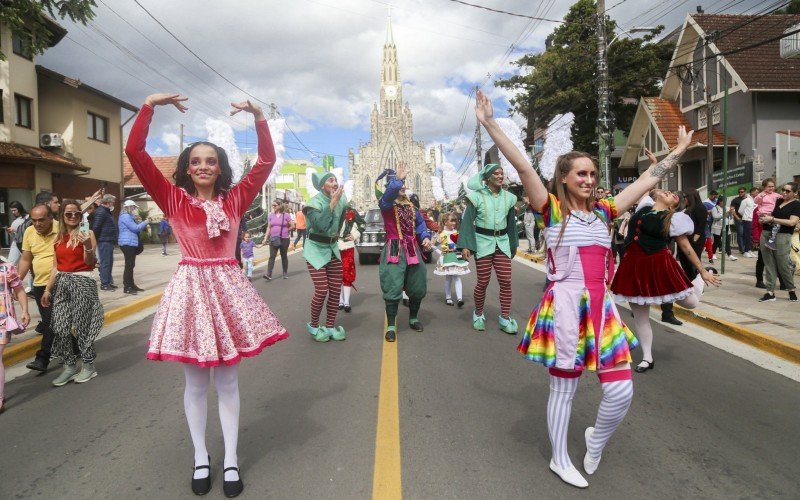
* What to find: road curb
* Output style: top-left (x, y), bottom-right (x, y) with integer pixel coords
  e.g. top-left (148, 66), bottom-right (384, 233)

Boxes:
top-left (514, 250), bottom-right (800, 365)
top-left (2, 292), bottom-right (165, 368)
top-left (2, 253), bottom-right (281, 368)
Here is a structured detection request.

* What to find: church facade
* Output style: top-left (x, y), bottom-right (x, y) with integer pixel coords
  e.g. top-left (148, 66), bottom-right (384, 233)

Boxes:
top-left (349, 18), bottom-right (436, 210)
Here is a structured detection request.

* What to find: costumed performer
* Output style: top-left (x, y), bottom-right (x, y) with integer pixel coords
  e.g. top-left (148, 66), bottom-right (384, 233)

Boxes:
top-left (125, 94), bottom-right (289, 497)
top-left (475, 89), bottom-right (700, 488)
top-left (338, 205), bottom-right (365, 313)
top-left (303, 172), bottom-right (348, 341)
top-left (611, 189), bottom-right (720, 373)
top-left (459, 163), bottom-right (519, 333)
top-left (376, 162), bottom-right (433, 342)
top-left (433, 212), bottom-right (470, 307)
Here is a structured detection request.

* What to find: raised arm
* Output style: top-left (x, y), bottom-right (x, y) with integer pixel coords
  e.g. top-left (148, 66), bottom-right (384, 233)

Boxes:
top-left (228, 100), bottom-right (276, 216)
top-left (475, 90), bottom-right (548, 209)
top-left (125, 94), bottom-right (188, 215)
top-left (614, 128), bottom-right (694, 213)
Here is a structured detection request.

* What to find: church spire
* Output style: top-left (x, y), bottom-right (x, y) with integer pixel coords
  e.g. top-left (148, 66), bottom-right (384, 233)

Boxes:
top-left (385, 12), bottom-right (395, 46)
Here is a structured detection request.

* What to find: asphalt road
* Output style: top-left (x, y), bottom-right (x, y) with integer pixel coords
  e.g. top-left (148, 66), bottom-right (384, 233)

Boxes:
top-left (1, 253), bottom-right (798, 499)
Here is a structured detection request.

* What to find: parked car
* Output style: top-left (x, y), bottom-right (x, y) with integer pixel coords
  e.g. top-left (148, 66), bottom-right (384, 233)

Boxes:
top-left (356, 208), bottom-right (386, 264)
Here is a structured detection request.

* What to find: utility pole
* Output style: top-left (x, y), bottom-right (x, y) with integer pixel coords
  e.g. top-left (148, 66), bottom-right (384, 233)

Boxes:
top-left (475, 87), bottom-right (483, 167)
top-left (705, 85), bottom-right (714, 189)
top-left (596, 0), bottom-right (611, 188)
top-left (179, 124), bottom-right (184, 152)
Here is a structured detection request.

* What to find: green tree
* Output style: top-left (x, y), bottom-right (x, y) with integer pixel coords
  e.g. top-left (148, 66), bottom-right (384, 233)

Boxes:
top-left (496, 0), bottom-right (673, 154)
top-left (775, 0), bottom-right (800, 14)
top-left (240, 159), bottom-right (268, 240)
top-left (0, 0), bottom-right (97, 60)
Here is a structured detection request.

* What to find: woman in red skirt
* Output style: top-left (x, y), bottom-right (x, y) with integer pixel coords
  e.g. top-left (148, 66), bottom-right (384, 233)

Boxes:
top-left (610, 189), bottom-right (720, 372)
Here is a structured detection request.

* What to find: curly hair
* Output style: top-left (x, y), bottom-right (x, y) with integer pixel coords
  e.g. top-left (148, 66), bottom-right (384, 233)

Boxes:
top-left (173, 142), bottom-right (233, 197)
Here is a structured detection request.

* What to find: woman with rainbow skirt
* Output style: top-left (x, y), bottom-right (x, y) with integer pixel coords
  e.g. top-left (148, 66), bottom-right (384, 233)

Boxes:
top-left (475, 89), bottom-right (695, 488)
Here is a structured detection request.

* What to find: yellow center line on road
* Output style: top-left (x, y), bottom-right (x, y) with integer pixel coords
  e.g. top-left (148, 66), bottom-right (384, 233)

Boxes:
top-left (372, 314), bottom-right (402, 500)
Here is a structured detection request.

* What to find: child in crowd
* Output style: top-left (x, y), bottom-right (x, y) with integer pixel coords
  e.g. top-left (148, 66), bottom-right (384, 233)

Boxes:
top-left (240, 232), bottom-right (256, 280)
top-left (1, 262), bottom-right (30, 414)
top-left (433, 213), bottom-right (470, 307)
top-left (754, 178), bottom-right (783, 250)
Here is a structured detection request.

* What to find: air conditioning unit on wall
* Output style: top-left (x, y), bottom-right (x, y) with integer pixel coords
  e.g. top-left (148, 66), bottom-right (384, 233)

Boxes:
top-left (40, 133), bottom-right (63, 148)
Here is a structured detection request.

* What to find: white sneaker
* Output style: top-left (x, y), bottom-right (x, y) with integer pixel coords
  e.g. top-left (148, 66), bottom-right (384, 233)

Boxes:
top-left (745, 251), bottom-right (755, 258)
top-left (728, 255), bottom-right (738, 261)
top-left (583, 427), bottom-right (602, 475)
top-left (549, 459), bottom-right (588, 488)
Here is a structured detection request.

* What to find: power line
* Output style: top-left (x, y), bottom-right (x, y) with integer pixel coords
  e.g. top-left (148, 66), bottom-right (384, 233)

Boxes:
top-left (442, 0), bottom-right (569, 23)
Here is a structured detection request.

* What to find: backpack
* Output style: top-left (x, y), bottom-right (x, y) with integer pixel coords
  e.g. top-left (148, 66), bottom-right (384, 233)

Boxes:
top-left (14, 216), bottom-right (32, 250)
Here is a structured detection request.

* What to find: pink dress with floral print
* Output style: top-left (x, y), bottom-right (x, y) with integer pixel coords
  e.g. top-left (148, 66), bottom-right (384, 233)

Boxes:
top-left (125, 105), bottom-right (289, 367)
top-left (1, 263), bottom-right (23, 344)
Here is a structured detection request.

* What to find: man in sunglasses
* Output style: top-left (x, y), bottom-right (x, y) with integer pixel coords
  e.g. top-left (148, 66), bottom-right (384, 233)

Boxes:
top-left (17, 204), bottom-right (77, 372)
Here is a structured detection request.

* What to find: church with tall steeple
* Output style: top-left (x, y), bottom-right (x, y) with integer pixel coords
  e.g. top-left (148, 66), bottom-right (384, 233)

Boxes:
top-left (349, 16), bottom-right (435, 210)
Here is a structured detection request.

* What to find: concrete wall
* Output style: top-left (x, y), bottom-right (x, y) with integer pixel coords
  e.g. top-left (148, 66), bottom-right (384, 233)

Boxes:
top-left (0, 22), bottom-right (39, 146)
top-left (753, 92), bottom-right (800, 180)
top-left (37, 77), bottom-right (123, 184)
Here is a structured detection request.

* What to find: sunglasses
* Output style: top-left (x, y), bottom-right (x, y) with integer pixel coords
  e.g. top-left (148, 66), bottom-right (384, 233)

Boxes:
top-left (64, 211), bottom-right (82, 218)
top-left (782, 189), bottom-right (793, 193)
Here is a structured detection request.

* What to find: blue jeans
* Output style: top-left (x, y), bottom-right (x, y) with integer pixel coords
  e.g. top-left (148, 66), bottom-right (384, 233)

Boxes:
top-left (98, 241), bottom-right (115, 286)
top-left (740, 220), bottom-right (752, 253)
top-left (243, 257), bottom-right (254, 278)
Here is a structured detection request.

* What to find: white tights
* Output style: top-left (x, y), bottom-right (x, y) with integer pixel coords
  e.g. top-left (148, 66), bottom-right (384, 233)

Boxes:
top-left (630, 276), bottom-right (704, 364)
top-left (444, 275), bottom-right (463, 301)
top-left (184, 364), bottom-right (241, 481)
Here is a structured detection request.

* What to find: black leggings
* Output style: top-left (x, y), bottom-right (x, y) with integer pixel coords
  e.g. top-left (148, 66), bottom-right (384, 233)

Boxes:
top-left (267, 238), bottom-right (290, 277)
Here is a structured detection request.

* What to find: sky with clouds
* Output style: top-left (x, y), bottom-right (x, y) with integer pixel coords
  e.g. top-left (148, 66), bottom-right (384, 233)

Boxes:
top-left (38, 0), bottom-right (773, 177)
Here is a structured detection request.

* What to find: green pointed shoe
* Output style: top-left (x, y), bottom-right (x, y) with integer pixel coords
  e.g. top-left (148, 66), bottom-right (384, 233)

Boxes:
top-left (499, 316), bottom-right (519, 335)
top-left (330, 326), bottom-right (346, 341)
top-left (472, 311), bottom-right (486, 331)
top-left (307, 323), bottom-right (331, 342)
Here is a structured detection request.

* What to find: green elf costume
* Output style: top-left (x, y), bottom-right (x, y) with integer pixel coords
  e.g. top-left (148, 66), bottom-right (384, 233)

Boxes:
top-left (376, 169), bottom-right (433, 342)
top-left (459, 163), bottom-right (519, 333)
top-left (303, 172), bottom-right (348, 342)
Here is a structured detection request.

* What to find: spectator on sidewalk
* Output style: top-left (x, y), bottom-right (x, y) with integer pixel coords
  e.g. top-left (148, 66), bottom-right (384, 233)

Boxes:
top-left (711, 198), bottom-right (737, 261)
top-left (291, 205), bottom-right (307, 250)
top-left (93, 194), bottom-right (118, 291)
top-left (680, 190), bottom-right (708, 281)
top-left (17, 204), bottom-right (79, 372)
top-left (43, 200), bottom-right (104, 386)
top-left (158, 217), bottom-right (172, 256)
top-left (240, 231), bottom-right (256, 280)
top-left (758, 182), bottom-right (799, 302)
top-left (729, 187), bottom-right (746, 254)
top-left (263, 201), bottom-right (291, 280)
top-left (35, 191), bottom-right (60, 217)
top-left (522, 196), bottom-right (537, 253)
top-left (703, 191), bottom-right (718, 263)
top-left (118, 200), bottom-right (148, 295)
top-left (738, 187), bottom-right (758, 258)
top-left (6, 201), bottom-right (34, 293)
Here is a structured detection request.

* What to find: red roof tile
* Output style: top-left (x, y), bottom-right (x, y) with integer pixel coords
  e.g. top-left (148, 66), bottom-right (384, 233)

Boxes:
top-left (693, 14), bottom-right (800, 90)
top-left (0, 141), bottom-right (89, 171)
top-left (123, 156), bottom-right (178, 187)
top-left (644, 97), bottom-right (737, 148)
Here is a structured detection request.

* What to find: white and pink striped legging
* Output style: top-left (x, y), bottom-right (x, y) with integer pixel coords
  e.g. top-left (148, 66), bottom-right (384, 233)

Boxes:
top-left (307, 259), bottom-right (343, 328)
top-left (474, 249), bottom-right (512, 318)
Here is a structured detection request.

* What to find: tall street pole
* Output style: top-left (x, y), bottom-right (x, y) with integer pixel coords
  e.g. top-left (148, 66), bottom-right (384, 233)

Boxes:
top-left (475, 87), bottom-right (483, 167)
top-left (721, 80), bottom-right (729, 274)
top-left (597, 0), bottom-right (610, 188)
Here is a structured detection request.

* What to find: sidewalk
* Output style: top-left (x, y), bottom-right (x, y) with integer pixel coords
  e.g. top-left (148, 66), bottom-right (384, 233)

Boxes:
top-left (516, 248), bottom-right (800, 363)
top-left (2, 243), bottom-right (281, 367)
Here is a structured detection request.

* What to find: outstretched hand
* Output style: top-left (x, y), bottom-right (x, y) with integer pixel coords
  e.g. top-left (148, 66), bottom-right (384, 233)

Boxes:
top-left (230, 100), bottom-right (265, 120)
top-left (474, 90), bottom-right (494, 125)
top-left (675, 125), bottom-right (694, 152)
top-left (701, 269), bottom-right (722, 287)
top-left (396, 161), bottom-right (408, 181)
top-left (145, 93), bottom-right (188, 112)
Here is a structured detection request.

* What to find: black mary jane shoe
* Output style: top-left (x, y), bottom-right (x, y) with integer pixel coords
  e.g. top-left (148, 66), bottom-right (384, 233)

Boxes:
top-left (344, 305), bottom-right (352, 313)
top-left (191, 456), bottom-right (212, 496)
top-left (385, 330), bottom-right (396, 342)
top-left (338, 304), bottom-right (344, 310)
top-left (634, 360), bottom-right (654, 373)
top-left (222, 466), bottom-right (244, 498)
top-left (661, 315), bottom-right (683, 326)
top-left (457, 300), bottom-right (464, 308)
top-left (409, 321), bottom-right (424, 332)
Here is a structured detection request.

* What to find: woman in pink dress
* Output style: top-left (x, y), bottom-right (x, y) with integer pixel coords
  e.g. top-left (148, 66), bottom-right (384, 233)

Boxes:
top-left (125, 93), bottom-right (289, 497)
